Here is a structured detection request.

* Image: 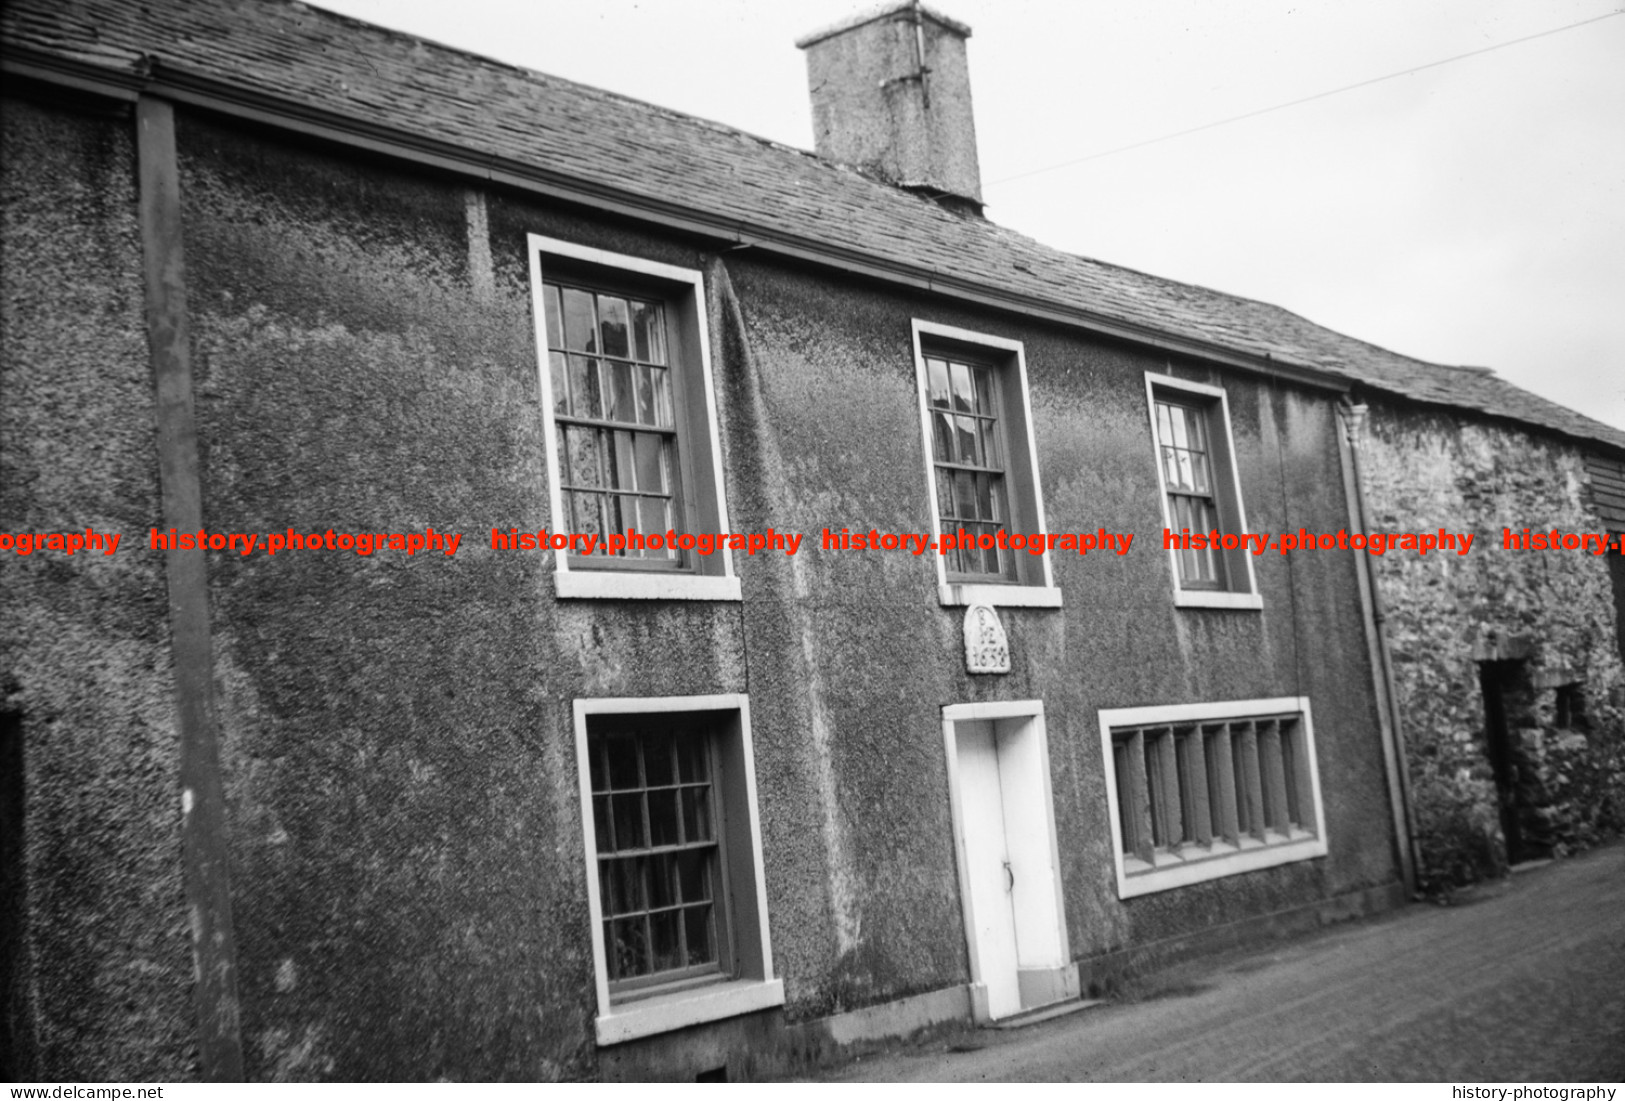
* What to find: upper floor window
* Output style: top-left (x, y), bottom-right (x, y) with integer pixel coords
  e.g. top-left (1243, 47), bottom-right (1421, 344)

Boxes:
top-left (912, 321), bottom-right (1062, 609)
top-left (1145, 373), bottom-right (1260, 610)
top-left (530, 236), bottom-right (739, 601)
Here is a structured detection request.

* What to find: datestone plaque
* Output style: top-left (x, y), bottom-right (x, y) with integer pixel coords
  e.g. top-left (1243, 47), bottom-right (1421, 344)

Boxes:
top-left (963, 604), bottom-right (1010, 674)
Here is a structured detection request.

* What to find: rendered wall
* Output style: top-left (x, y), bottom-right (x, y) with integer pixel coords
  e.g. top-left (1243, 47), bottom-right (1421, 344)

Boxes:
top-left (3, 98), bottom-right (1404, 1080)
top-left (0, 96), bottom-right (195, 1079)
top-left (1360, 404), bottom-right (1625, 889)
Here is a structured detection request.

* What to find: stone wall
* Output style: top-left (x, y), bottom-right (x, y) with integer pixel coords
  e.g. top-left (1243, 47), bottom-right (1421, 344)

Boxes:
top-left (1360, 403), bottom-right (1625, 890)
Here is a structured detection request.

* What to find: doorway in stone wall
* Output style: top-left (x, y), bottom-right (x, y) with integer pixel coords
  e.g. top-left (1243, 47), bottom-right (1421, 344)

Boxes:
top-left (1476, 659), bottom-right (1552, 865)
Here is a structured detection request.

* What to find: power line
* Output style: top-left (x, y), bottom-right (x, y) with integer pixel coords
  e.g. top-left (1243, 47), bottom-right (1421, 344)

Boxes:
top-left (986, 9), bottom-right (1623, 188)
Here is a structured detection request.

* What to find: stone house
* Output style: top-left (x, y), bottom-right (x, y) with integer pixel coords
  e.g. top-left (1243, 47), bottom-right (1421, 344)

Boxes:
top-left (1, 0), bottom-right (1619, 1082)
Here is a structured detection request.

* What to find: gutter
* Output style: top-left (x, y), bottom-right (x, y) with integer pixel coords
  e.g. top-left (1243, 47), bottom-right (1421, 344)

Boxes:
top-left (0, 44), bottom-right (1349, 395)
top-left (1336, 398), bottom-right (1420, 894)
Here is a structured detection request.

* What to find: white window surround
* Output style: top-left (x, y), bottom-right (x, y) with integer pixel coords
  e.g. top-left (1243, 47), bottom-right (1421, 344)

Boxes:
top-left (1097, 696), bottom-right (1328, 899)
top-left (573, 694), bottom-right (782, 1045)
top-left (1143, 373), bottom-right (1262, 611)
top-left (530, 235), bottom-right (741, 602)
top-left (911, 320), bottom-right (1062, 609)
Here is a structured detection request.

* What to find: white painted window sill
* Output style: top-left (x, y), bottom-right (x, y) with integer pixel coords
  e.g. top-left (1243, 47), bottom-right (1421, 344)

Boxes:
top-left (1117, 832), bottom-right (1327, 898)
top-left (595, 977), bottom-right (785, 1046)
top-left (939, 583), bottom-right (1064, 609)
top-left (1173, 589), bottom-right (1263, 611)
top-left (555, 570), bottom-right (742, 602)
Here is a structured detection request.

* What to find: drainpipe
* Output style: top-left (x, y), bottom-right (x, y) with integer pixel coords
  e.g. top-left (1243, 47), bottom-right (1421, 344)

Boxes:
top-left (1336, 398), bottom-right (1420, 895)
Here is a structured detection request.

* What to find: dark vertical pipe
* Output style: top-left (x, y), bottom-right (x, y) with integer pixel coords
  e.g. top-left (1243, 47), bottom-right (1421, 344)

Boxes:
top-left (136, 94), bottom-right (244, 1081)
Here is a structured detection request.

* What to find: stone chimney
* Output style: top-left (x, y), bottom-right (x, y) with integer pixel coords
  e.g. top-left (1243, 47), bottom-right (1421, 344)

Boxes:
top-left (797, 1), bottom-right (983, 214)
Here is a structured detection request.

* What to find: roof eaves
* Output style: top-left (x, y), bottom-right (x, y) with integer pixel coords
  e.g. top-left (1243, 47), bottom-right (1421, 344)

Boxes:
top-left (1, 39), bottom-right (1347, 395)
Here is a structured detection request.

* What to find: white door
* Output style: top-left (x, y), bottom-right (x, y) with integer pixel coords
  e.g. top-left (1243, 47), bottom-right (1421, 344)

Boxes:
top-left (956, 719), bottom-right (1023, 1019)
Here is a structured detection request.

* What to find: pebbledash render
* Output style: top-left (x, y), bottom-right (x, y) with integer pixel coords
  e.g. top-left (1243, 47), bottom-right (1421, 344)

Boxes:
top-left (2, 0), bottom-right (1622, 1083)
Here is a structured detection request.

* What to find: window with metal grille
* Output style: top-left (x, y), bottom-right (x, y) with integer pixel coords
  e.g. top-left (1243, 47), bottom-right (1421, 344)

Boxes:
top-left (588, 717), bottom-right (727, 996)
top-left (926, 352), bottom-right (1014, 580)
top-left (1100, 699), bottom-right (1326, 897)
top-left (544, 281), bottom-right (681, 568)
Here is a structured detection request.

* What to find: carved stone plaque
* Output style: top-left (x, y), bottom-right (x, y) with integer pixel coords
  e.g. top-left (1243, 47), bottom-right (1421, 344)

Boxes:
top-left (963, 604), bottom-right (1010, 674)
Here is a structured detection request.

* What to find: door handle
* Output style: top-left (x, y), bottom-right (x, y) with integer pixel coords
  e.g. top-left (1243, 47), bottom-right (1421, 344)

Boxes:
top-left (1004, 860), bottom-right (1014, 892)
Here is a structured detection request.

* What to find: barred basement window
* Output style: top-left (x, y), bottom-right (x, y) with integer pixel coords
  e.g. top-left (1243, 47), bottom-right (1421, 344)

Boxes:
top-left (1099, 698), bottom-right (1327, 897)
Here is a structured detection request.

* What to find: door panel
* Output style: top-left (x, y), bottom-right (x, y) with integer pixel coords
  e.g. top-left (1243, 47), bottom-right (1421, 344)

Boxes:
top-left (957, 719), bottom-right (1022, 1019)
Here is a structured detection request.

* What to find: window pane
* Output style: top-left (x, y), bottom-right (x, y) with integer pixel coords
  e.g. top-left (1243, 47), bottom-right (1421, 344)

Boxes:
top-left (593, 795), bottom-right (612, 853)
top-left (982, 524), bottom-right (1001, 575)
top-left (598, 295), bottom-right (630, 358)
top-left (570, 492), bottom-right (604, 543)
top-left (647, 852), bottom-right (677, 909)
top-left (684, 905), bottom-right (716, 966)
top-left (956, 415), bottom-right (979, 466)
top-left (651, 366), bottom-right (674, 428)
top-left (606, 359), bottom-right (636, 424)
top-left (974, 366), bottom-right (996, 419)
top-left (978, 415), bottom-right (1001, 468)
top-left (562, 288), bottom-right (597, 353)
top-left (567, 354), bottom-right (599, 419)
top-left (649, 909), bottom-right (682, 974)
top-left (682, 786), bottom-right (712, 842)
top-left (949, 361), bottom-right (974, 413)
top-left (677, 734), bottom-right (709, 783)
top-left (647, 789), bottom-right (680, 848)
top-left (544, 284), bottom-right (563, 349)
top-left (606, 735), bottom-right (639, 789)
top-left (612, 794), bottom-right (646, 850)
top-left (549, 352), bottom-right (569, 415)
top-left (935, 468), bottom-right (956, 519)
top-left (954, 471), bottom-right (977, 520)
top-left (676, 849), bottom-right (712, 903)
top-left (633, 433), bottom-right (667, 495)
top-left (609, 916), bottom-right (648, 980)
top-left (932, 411), bottom-right (955, 463)
top-left (927, 358), bottom-right (951, 408)
top-left (975, 472), bottom-right (995, 520)
top-left (643, 736), bottom-right (674, 787)
top-left (634, 363), bottom-right (656, 426)
top-left (632, 300), bottom-right (664, 363)
top-left (607, 430), bottom-right (634, 492)
top-left (604, 856), bottom-right (644, 914)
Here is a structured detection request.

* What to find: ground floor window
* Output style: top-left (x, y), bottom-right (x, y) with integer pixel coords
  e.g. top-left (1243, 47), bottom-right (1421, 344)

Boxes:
top-left (1098, 697), bottom-right (1327, 897)
top-left (573, 695), bottom-right (783, 1045)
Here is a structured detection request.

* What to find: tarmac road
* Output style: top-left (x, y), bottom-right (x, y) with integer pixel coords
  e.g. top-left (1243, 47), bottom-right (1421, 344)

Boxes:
top-left (822, 841), bottom-right (1625, 1082)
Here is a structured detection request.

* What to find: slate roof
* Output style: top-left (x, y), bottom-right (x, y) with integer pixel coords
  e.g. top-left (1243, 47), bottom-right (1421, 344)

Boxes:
top-left (3, 0), bottom-right (1619, 452)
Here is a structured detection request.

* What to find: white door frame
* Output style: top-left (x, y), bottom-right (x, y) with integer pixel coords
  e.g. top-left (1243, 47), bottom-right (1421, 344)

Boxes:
top-left (941, 700), bottom-right (1076, 1022)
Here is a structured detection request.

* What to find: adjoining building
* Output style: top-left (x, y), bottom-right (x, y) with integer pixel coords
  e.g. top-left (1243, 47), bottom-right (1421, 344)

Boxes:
top-left (2, 0), bottom-right (1620, 1081)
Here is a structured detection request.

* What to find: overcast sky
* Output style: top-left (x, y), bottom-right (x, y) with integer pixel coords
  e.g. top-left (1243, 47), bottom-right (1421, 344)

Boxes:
top-left (310, 0), bottom-right (1625, 432)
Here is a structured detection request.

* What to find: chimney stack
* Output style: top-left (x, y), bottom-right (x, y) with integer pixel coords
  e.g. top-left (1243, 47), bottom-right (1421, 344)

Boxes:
top-left (797, 1), bottom-right (983, 215)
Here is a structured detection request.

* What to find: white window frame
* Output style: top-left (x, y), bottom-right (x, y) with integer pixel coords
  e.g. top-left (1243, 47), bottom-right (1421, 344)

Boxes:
top-left (1097, 696), bottom-right (1328, 898)
top-left (530, 235), bottom-right (741, 601)
top-left (1144, 373), bottom-right (1261, 611)
top-left (912, 320), bottom-right (1062, 609)
top-left (573, 694), bottom-right (782, 1045)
